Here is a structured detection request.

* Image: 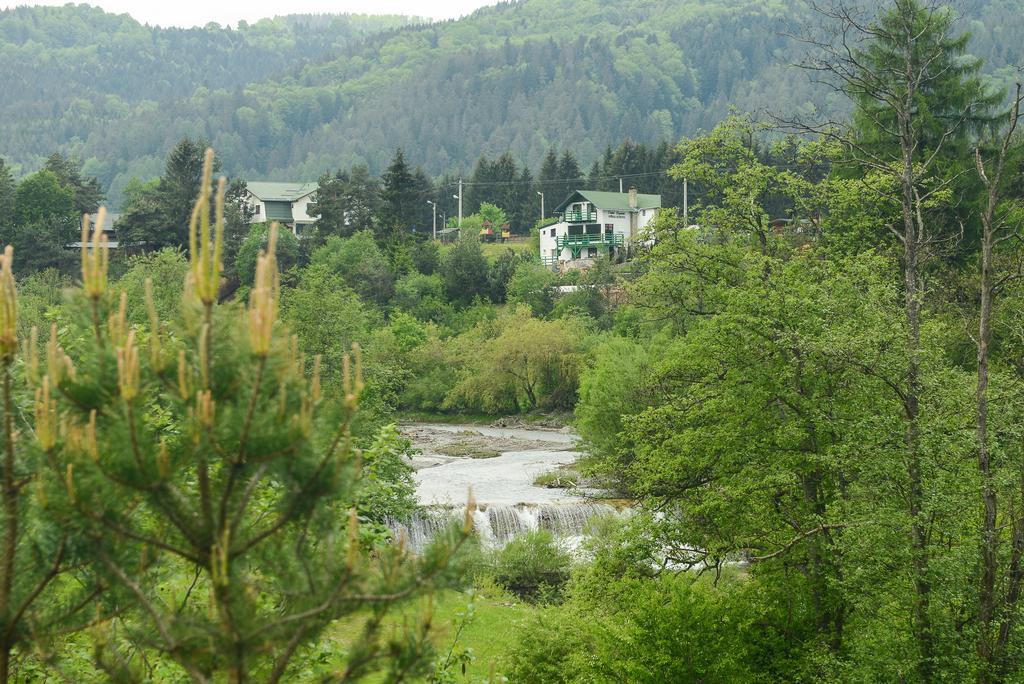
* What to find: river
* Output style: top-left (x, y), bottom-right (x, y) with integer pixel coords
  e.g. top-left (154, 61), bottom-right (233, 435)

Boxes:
top-left (396, 422), bottom-right (615, 550)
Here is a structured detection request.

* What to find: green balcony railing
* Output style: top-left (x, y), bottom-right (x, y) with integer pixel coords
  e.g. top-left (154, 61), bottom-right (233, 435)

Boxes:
top-left (555, 233), bottom-right (624, 259)
top-left (563, 209), bottom-right (598, 223)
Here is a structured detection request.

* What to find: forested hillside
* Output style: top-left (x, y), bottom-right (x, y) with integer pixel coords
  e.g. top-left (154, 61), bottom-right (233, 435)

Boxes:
top-left (1, 0), bottom-right (1021, 205)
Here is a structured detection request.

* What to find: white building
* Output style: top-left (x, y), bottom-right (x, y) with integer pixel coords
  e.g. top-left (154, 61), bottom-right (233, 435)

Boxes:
top-left (539, 188), bottom-right (661, 267)
top-left (244, 182), bottom-right (318, 236)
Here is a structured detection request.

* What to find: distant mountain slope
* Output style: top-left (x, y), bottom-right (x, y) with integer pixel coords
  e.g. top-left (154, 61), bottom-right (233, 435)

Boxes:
top-left (0, 0), bottom-right (1020, 201)
top-left (0, 5), bottom-right (415, 177)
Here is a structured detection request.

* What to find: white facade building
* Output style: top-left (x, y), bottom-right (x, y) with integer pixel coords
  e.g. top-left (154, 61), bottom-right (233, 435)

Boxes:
top-left (244, 182), bottom-right (318, 236)
top-left (539, 188), bottom-right (660, 267)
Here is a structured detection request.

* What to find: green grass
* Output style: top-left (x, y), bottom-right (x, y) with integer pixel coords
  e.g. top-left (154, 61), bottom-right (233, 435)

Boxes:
top-left (479, 241), bottom-right (533, 263)
top-left (325, 587), bottom-right (543, 681)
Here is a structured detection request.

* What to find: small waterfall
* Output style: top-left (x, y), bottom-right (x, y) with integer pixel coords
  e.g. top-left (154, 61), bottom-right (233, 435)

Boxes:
top-left (391, 502), bottom-right (619, 552)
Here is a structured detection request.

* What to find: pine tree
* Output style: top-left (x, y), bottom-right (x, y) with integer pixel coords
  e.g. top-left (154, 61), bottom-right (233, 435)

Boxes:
top-left (556, 150), bottom-right (582, 203)
top-left (538, 148), bottom-right (560, 205)
top-left (159, 138), bottom-right (220, 249)
top-left (42, 152), bottom-right (103, 216)
top-left (0, 237), bottom-right (106, 682)
top-left (380, 149), bottom-right (418, 239)
top-left (0, 161), bottom-right (12, 230)
top-left (29, 150), bottom-right (470, 681)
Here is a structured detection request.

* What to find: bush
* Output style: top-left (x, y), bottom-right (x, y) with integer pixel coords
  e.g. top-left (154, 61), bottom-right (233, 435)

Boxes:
top-left (393, 271), bottom-right (450, 322)
top-left (504, 574), bottom-right (758, 683)
top-left (506, 259), bottom-right (556, 316)
top-left (311, 230), bottom-right (394, 306)
top-left (441, 233), bottom-right (489, 306)
top-left (235, 221), bottom-right (300, 285)
top-left (115, 247), bottom-right (188, 325)
top-left (492, 529), bottom-right (571, 601)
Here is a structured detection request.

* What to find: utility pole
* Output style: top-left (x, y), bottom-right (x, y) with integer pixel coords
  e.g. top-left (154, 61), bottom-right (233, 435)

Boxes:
top-left (618, 177), bottom-right (623, 193)
top-left (683, 177), bottom-right (688, 226)
top-left (457, 178), bottom-right (463, 227)
top-left (427, 200), bottom-right (437, 240)
top-left (537, 191), bottom-right (544, 221)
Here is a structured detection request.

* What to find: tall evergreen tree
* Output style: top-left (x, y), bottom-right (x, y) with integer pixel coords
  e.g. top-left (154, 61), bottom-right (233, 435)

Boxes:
top-left (158, 138), bottom-right (219, 247)
top-left (538, 148), bottom-right (560, 205)
top-left (42, 152), bottom-right (103, 216)
top-left (380, 149), bottom-right (418, 239)
top-left (556, 150), bottom-right (582, 203)
top-left (0, 160), bottom-right (14, 229)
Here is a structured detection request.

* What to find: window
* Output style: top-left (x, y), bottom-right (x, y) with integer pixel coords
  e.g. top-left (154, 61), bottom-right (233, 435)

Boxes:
top-left (604, 224), bottom-right (613, 231)
top-left (254, 204), bottom-right (261, 215)
top-left (550, 228), bottom-right (555, 237)
top-left (587, 247), bottom-right (598, 258)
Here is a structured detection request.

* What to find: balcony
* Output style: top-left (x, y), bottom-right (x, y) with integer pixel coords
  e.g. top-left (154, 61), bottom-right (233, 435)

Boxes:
top-left (555, 233), bottom-right (624, 259)
top-left (563, 209), bottom-right (598, 223)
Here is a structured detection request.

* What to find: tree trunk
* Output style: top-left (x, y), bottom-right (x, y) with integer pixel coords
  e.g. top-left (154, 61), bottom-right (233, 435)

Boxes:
top-left (901, 163), bottom-right (933, 681)
top-left (976, 183), bottom-right (998, 682)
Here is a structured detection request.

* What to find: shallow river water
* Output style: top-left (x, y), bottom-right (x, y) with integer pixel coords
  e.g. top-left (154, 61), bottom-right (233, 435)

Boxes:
top-left (396, 422), bottom-right (615, 550)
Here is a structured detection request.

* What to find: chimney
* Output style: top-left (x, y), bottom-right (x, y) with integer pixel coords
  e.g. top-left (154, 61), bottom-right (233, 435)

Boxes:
top-left (628, 186), bottom-right (638, 210)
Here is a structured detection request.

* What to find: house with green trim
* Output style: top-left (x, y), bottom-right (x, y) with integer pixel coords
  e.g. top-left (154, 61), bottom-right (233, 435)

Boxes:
top-left (539, 187), bottom-right (660, 266)
top-left (245, 182), bottom-right (318, 236)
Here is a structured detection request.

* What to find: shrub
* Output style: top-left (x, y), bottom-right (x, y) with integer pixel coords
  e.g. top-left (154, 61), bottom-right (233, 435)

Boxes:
top-left (310, 230), bottom-right (394, 306)
top-left (506, 259), bottom-right (556, 316)
top-left (235, 221), bottom-right (300, 285)
top-left (115, 247), bottom-right (189, 325)
top-left (492, 529), bottom-right (571, 601)
top-left (393, 272), bottom-right (450, 322)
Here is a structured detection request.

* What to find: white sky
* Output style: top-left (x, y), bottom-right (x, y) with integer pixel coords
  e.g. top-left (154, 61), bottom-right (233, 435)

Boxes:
top-left (1, 1), bottom-right (497, 27)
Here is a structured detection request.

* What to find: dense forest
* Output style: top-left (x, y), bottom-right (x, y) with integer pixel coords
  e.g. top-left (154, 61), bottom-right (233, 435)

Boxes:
top-left (1, 0), bottom-right (1022, 207)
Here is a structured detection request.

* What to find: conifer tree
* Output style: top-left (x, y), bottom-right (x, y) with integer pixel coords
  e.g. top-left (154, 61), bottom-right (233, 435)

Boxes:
top-left (0, 239), bottom-right (106, 682)
top-left (380, 149), bottom-right (418, 239)
top-left (29, 150), bottom-right (469, 682)
top-left (0, 160), bottom-right (12, 230)
top-left (42, 153), bottom-right (103, 216)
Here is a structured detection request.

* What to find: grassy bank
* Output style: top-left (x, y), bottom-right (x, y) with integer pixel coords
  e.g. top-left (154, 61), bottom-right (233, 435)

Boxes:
top-left (325, 587), bottom-right (543, 681)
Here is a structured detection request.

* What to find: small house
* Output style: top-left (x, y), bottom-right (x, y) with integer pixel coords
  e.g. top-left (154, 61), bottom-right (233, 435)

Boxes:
top-left (540, 187), bottom-right (660, 267)
top-left (244, 182), bottom-right (319, 236)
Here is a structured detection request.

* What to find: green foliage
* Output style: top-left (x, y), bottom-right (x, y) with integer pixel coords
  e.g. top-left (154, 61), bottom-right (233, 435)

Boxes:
top-left (574, 335), bottom-right (652, 477)
top-left (440, 234), bottom-right (489, 306)
top-left (354, 424), bottom-right (418, 529)
top-left (411, 239), bottom-right (441, 275)
top-left (279, 263), bottom-right (375, 387)
top-left (505, 570), bottom-right (758, 682)
top-left (506, 259), bottom-right (556, 316)
top-left (491, 530), bottom-right (571, 602)
top-left (114, 248), bottom-right (189, 325)
top-left (393, 272), bottom-right (450, 323)
top-left (5, 170), bottom-right (77, 272)
top-left (310, 231), bottom-right (394, 306)
top-left (445, 307), bottom-right (586, 413)
top-left (235, 222), bottom-right (301, 286)
top-left (0, 153), bottom-right (470, 681)
top-left (15, 268), bottom-right (70, 336)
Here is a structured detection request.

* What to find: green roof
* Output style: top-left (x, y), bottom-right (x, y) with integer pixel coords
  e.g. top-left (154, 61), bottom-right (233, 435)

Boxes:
top-left (264, 200), bottom-right (294, 222)
top-left (246, 182), bottom-right (317, 202)
top-left (553, 190), bottom-right (661, 213)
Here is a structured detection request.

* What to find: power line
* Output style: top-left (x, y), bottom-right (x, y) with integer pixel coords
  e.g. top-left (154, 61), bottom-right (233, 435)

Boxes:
top-left (441, 169), bottom-right (674, 190)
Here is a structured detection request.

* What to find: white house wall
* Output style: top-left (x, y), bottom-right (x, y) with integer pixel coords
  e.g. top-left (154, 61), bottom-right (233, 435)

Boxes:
top-left (292, 194), bottom-right (315, 223)
top-left (539, 208), bottom-right (659, 263)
